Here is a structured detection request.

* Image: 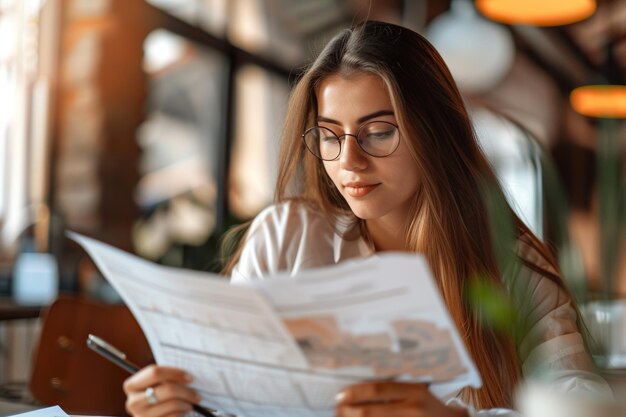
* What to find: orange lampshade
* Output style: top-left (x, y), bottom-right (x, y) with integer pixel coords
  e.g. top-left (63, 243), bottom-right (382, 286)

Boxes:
top-left (570, 86), bottom-right (626, 118)
top-left (476, 0), bottom-right (596, 26)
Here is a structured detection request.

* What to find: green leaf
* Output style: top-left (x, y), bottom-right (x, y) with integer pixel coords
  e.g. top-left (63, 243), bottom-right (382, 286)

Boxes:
top-left (468, 276), bottom-right (520, 337)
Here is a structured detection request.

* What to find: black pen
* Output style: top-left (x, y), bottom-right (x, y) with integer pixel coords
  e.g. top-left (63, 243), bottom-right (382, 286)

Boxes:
top-left (87, 334), bottom-right (219, 417)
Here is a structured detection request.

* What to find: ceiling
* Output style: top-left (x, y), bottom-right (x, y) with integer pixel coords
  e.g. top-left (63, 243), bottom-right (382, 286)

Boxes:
top-left (263, 0), bottom-right (626, 91)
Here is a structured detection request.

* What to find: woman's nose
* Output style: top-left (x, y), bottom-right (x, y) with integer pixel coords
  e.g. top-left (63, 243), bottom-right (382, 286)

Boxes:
top-left (339, 135), bottom-right (368, 171)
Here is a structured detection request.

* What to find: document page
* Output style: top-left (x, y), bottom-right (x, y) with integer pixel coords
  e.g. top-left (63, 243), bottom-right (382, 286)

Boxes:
top-left (70, 233), bottom-right (480, 417)
top-left (9, 406), bottom-right (69, 417)
top-left (246, 254), bottom-right (481, 399)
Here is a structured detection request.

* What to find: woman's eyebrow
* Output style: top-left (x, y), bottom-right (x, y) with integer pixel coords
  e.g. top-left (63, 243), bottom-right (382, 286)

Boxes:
top-left (357, 110), bottom-right (395, 124)
top-left (317, 110), bottom-right (395, 125)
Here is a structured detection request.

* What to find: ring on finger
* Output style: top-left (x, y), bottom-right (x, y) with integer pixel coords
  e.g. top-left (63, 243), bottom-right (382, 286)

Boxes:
top-left (145, 386), bottom-right (158, 405)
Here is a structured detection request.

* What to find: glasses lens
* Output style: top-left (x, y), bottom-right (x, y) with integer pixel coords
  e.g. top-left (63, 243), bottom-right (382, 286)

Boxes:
top-left (303, 126), bottom-right (340, 160)
top-left (358, 122), bottom-right (400, 157)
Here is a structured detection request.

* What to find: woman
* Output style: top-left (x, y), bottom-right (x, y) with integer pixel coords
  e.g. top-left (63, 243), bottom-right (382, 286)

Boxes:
top-left (123, 21), bottom-right (609, 417)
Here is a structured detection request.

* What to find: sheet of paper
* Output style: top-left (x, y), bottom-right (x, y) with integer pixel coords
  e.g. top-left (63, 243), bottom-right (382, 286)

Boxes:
top-left (245, 254), bottom-right (482, 398)
top-left (9, 406), bottom-right (69, 417)
top-left (70, 232), bottom-right (480, 417)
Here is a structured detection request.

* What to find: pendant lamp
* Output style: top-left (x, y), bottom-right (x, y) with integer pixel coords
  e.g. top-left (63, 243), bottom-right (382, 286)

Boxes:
top-left (427, 0), bottom-right (514, 94)
top-left (476, 0), bottom-right (597, 26)
top-left (571, 41), bottom-right (626, 118)
top-left (570, 86), bottom-right (626, 118)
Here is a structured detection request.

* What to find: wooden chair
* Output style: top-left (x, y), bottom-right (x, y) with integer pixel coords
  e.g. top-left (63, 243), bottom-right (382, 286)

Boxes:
top-left (29, 295), bottom-right (153, 416)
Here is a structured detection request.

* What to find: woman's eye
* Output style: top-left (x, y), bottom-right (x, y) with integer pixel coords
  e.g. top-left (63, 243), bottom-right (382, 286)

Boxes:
top-left (366, 130), bottom-right (394, 140)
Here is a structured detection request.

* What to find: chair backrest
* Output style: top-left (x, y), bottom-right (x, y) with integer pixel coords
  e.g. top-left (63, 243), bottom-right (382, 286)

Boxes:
top-left (30, 296), bottom-right (153, 416)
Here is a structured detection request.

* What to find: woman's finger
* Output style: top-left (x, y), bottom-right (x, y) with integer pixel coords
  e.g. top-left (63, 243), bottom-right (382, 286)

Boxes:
top-left (336, 401), bottom-right (419, 417)
top-left (125, 383), bottom-right (200, 413)
top-left (336, 393), bottom-right (468, 417)
top-left (138, 399), bottom-right (193, 417)
top-left (125, 391), bottom-right (148, 415)
top-left (336, 381), bottom-right (429, 405)
top-left (126, 386), bottom-right (200, 417)
top-left (150, 383), bottom-right (202, 406)
top-left (124, 365), bottom-right (193, 393)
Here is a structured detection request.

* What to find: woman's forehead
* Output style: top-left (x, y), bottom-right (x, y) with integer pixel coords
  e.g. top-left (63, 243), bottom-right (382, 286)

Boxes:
top-left (315, 73), bottom-right (394, 117)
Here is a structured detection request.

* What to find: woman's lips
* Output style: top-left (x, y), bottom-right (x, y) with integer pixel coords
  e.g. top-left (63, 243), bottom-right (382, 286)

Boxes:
top-left (344, 183), bottom-right (380, 197)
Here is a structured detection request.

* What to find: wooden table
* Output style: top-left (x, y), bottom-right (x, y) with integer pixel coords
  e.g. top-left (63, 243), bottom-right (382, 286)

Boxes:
top-left (0, 298), bottom-right (41, 321)
top-left (0, 399), bottom-right (37, 417)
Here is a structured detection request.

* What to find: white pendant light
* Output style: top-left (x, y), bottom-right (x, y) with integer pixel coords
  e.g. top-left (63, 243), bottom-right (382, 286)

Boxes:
top-left (427, 0), bottom-right (515, 94)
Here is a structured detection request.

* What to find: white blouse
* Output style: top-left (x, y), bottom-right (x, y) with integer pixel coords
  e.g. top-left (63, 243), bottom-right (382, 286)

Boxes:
top-left (231, 200), bottom-right (612, 416)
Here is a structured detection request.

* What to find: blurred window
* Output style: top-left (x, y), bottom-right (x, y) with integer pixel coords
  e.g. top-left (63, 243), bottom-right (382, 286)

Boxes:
top-left (148, 0), bottom-right (305, 67)
top-left (0, 0), bottom-right (52, 254)
top-left (133, 29), bottom-right (228, 262)
top-left (473, 108), bottom-right (544, 239)
top-left (146, 0), bottom-right (228, 36)
top-left (229, 64), bottom-right (289, 220)
top-left (227, 0), bottom-right (268, 53)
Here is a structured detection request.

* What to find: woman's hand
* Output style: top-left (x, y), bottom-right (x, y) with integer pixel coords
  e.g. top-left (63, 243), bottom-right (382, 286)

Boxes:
top-left (335, 382), bottom-right (469, 417)
top-left (123, 365), bottom-right (201, 417)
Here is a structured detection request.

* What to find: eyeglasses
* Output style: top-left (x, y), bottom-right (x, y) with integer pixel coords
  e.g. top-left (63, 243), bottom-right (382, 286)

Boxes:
top-left (302, 121), bottom-right (400, 161)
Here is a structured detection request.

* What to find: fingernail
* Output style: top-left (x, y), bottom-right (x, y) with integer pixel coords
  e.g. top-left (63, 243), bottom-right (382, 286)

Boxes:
top-left (185, 373), bottom-right (194, 383)
top-left (335, 392), bottom-right (346, 403)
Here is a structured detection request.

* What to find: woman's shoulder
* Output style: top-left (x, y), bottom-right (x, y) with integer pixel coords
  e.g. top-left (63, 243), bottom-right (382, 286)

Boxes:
top-left (231, 199), bottom-right (342, 280)
top-left (512, 234), bottom-right (602, 384)
top-left (516, 232), bottom-right (559, 278)
top-left (249, 199), bottom-right (333, 233)
top-left (511, 232), bottom-right (571, 324)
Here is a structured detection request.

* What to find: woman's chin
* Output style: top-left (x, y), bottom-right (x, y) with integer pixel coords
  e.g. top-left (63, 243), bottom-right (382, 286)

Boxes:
top-left (346, 203), bottom-right (382, 220)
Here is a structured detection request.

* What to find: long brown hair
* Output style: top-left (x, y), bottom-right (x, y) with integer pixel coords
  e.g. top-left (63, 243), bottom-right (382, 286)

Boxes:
top-left (224, 21), bottom-right (567, 409)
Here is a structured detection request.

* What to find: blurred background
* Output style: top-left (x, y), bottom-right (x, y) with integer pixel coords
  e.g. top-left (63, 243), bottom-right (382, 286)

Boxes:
top-left (0, 0), bottom-right (625, 411)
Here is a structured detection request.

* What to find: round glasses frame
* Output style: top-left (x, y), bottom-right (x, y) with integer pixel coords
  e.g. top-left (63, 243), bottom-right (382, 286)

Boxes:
top-left (301, 121), bottom-right (401, 161)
